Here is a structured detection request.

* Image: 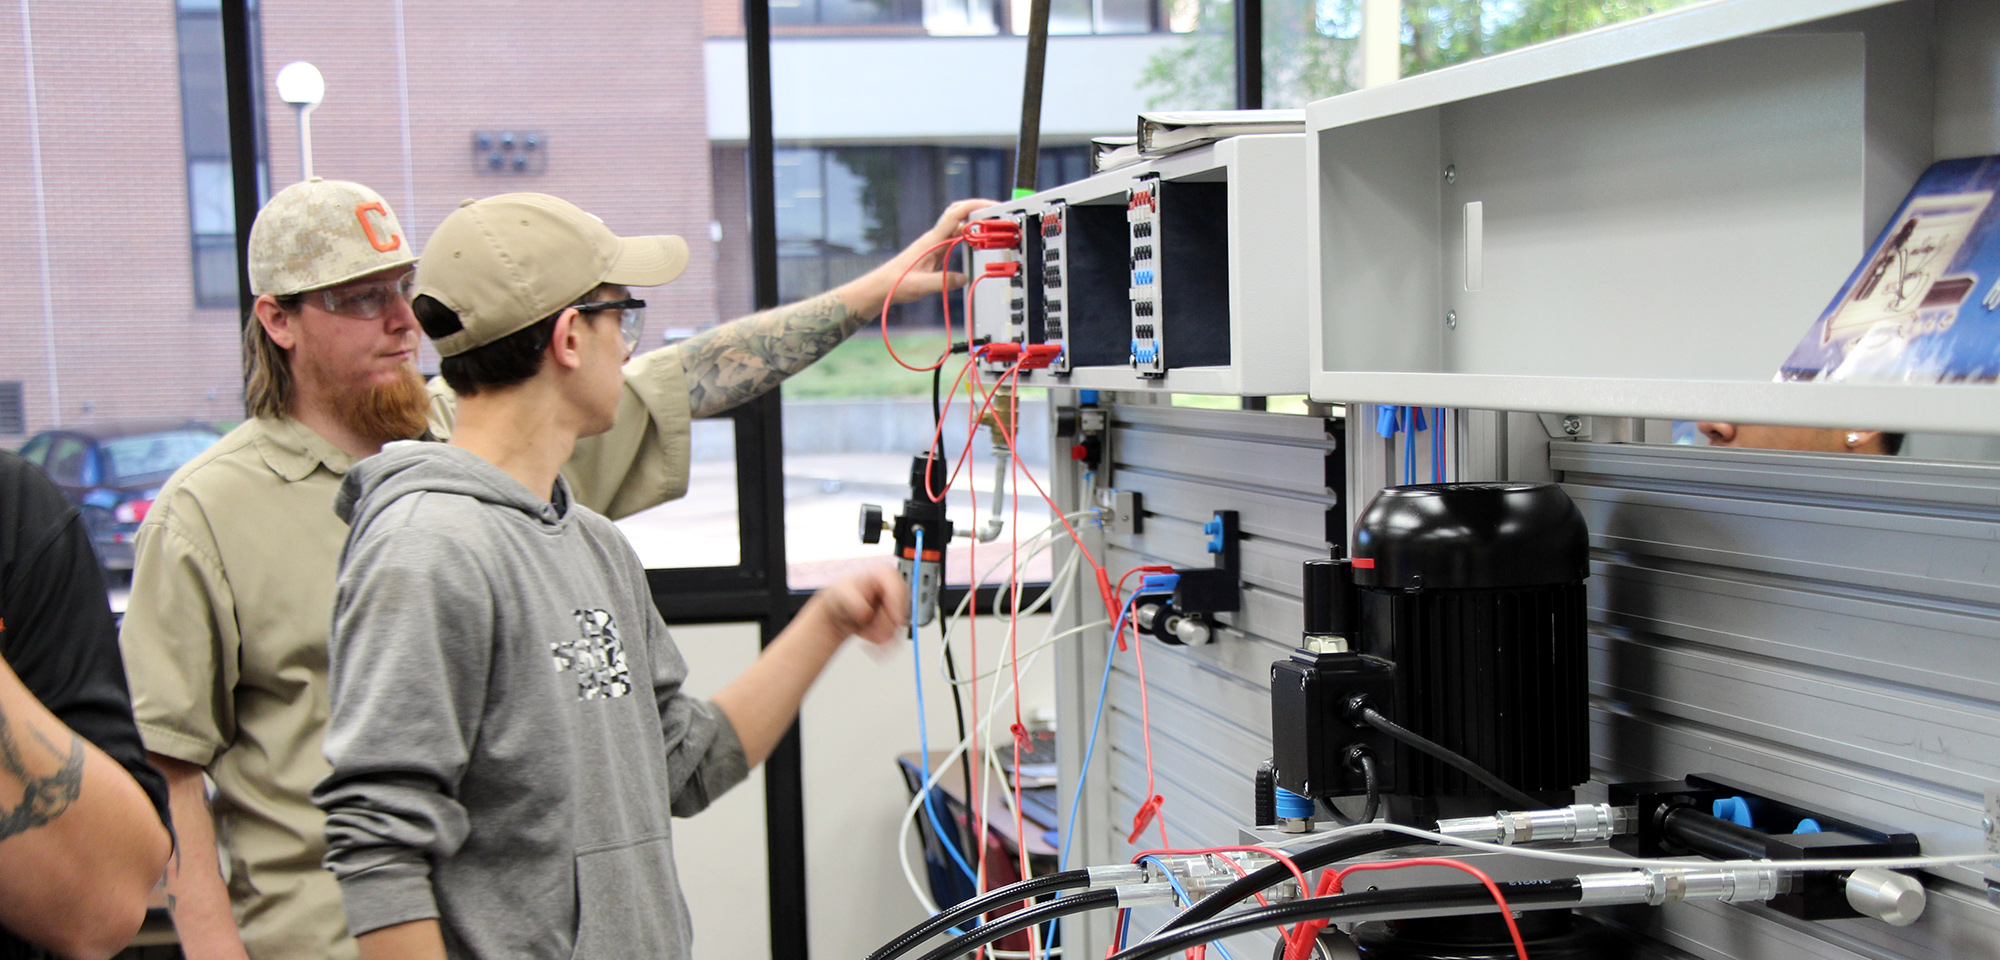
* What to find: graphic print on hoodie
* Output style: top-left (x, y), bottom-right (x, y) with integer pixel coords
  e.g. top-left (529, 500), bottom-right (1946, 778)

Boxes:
top-left (314, 441), bottom-right (748, 960)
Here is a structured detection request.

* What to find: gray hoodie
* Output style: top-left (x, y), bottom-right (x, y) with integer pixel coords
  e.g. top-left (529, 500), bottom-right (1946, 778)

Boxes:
top-left (315, 441), bottom-right (747, 960)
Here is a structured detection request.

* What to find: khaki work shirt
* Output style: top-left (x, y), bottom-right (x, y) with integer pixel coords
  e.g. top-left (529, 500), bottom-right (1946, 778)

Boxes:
top-left (119, 347), bottom-right (691, 960)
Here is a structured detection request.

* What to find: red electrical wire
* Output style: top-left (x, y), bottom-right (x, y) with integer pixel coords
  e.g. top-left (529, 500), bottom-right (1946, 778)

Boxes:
top-left (1282, 858), bottom-right (1529, 960)
top-left (879, 235), bottom-right (966, 371)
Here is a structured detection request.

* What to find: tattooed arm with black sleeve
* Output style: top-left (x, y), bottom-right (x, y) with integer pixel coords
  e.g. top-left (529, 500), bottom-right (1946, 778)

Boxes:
top-left (0, 450), bottom-right (173, 960)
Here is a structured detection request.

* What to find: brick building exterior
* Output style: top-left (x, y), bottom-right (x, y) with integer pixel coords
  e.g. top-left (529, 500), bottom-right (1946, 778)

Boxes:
top-left (0, 0), bottom-right (723, 443)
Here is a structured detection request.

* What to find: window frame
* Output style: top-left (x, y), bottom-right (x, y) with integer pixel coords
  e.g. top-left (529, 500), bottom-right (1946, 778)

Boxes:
top-left (206, 2), bottom-right (1256, 956)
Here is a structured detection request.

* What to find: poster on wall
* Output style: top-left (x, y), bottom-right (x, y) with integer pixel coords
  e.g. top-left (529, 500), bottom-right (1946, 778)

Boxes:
top-left (1780, 155), bottom-right (2000, 383)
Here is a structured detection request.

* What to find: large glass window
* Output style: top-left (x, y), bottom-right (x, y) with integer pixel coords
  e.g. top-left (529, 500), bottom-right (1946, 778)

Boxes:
top-left (1142, 0), bottom-right (1697, 110)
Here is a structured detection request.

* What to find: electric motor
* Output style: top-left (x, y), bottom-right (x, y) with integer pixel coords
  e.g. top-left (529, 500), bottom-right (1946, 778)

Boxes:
top-left (1270, 482), bottom-right (1590, 825)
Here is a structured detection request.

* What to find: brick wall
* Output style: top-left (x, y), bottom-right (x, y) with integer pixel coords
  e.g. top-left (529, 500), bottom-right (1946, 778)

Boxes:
top-left (0, 1), bottom-right (241, 440)
top-left (0, 0), bottom-right (721, 441)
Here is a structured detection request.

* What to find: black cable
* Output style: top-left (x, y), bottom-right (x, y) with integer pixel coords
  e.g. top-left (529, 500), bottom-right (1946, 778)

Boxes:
top-left (915, 886), bottom-right (1119, 960)
top-left (868, 869), bottom-right (1092, 960)
top-left (1158, 830), bottom-right (1424, 933)
top-left (1323, 751), bottom-right (1380, 828)
top-left (932, 363), bottom-right (944, 429)
top-left (1115, 880), bottom-right (1585, 960)
top-left (1358, 707), bottom-right (1544, 811)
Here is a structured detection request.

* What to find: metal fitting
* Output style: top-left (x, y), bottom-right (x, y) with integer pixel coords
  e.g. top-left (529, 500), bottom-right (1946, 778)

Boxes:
top-left (1133, 602), bottom-right (1161, 632)
top-left (1114, 883), bottom-right (1179, 907)
top-left (1573, 870), bottom-right (1656, 907)
top-left (1845, 868), bottom-right (1926, 926)
top-left (1649, 867), bottom-right (1784, 906)
top-left (1574, 867), bottom-right (1783, 908)
top-left (1436, 804), bottom-right (1635, 845)
top-left (1168, 614), bottom-right (1212, 646)
top-left (1087, 863), bottom-right (1147, 888)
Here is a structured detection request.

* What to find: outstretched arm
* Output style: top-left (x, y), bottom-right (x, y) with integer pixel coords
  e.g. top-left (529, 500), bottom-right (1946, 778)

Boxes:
top-left (711, 566), bottom-right (908, 766)
top-left (679, 198), bottom-right (996, 418)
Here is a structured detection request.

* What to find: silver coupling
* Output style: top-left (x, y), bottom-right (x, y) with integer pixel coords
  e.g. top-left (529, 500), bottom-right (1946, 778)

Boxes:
top-left (1087, 863), bottom-right (1147, 888)
top-left (1114, 882), bottom-right (1179, 907)
top-left (1650, 867), bottom-right (1783, 906)
top-left (1575, 868), bottom-right (1782, 908)
top-left (1437, 804), bottom-right (1635, 845)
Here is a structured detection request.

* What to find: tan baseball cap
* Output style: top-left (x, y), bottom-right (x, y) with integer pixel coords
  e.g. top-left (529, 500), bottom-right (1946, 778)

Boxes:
top-left (414, 193), bottom-right (689, 357)
top-left (247, 178), bottom-right (417, 297)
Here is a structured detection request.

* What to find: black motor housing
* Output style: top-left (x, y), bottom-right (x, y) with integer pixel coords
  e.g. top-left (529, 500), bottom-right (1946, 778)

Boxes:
top-left (1351, 482), bottom-right (1590, 823)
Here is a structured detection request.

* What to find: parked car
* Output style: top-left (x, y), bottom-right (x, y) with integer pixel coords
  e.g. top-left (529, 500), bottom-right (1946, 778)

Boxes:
top-left (17, 421), bottom-right (223, 577)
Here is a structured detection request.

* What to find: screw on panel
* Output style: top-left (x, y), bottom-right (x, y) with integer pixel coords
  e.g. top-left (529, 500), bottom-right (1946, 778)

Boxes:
top-left (1562, 416), bottom-right (1583, 436)
top-left (1444, 164), bottom-right (1457, 184)
top-left (1446, 311), bottom-right (1457, 329)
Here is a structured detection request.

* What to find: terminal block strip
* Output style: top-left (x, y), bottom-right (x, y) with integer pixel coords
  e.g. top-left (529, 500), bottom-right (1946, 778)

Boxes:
top-left (1041, 202), bottom-right (1071, 374)
top-left (1128, 175), bottom-right (1164, 377)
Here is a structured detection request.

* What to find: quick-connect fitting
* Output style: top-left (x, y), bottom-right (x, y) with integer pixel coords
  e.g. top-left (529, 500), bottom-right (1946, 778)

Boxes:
top-left (1573, 867), bottom-right (1783, 908)
top-left (1275, 786), bottom-right (1316, 834)
top-left (1436, 803), bottom-right (1636, 845)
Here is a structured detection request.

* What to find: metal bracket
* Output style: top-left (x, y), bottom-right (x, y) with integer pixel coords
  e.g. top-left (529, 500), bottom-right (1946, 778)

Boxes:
top-left (1097, 488), bottom-right (1141, 537)
top-left (1537, 412), bottom-right (1589, 439)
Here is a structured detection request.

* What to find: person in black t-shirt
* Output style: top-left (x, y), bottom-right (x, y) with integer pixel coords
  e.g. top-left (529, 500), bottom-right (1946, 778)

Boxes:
top-left (0, 449), bottom-right (172, 960)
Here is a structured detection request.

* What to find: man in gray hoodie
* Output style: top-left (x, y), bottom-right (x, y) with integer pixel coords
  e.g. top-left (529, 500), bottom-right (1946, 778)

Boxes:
top-left (314, 193), bottom-right (908, 960)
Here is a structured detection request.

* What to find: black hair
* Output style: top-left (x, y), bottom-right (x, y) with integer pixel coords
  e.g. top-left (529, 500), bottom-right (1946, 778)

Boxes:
top-left (414, 294), bottom-right (563, 397)
top-left (1881, 431), bottom-right (1906, 456)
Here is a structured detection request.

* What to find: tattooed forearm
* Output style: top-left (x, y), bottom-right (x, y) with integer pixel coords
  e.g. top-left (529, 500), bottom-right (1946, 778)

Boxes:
top-left (679, 291), bottom-right (869, 418)
top-left (0, 707), bottom-right (85, 841)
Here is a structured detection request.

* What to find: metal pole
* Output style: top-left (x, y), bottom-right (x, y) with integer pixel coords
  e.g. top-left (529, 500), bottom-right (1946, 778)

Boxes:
top-left (296, 103), bottom-right (318, 182)
top-left (219, 0), bottom-right (262, 316)
top-left (1235, 0), bottom-right (1263, 109)
top-left (742, 4), bottom-right (808, 960)
top-left (1013, 0), bottom-right (1052, 196)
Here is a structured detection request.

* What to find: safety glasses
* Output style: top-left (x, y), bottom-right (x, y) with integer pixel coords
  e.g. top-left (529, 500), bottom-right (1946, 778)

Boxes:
top-left (317, 271), bottom-right (415, 321)
top-left (573, 298), bottom-right (646, 352)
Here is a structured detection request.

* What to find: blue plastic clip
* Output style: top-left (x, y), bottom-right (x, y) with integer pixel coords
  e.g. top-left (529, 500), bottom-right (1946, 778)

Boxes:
top-left (1713, 796), bottom-right (1755, 827)
top-left (1079, 389), bottom-right (1100, 404)
top-left (1204, 517), bottom-right (1226, 554)
top-left (1137, 573), bottom-right (1180, 596)
top-left (1795, 818), bottom-right (1822, 834)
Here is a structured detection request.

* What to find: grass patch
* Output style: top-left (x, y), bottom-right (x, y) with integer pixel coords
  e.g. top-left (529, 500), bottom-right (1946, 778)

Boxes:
top-left (783, 333), bottom-right (948, 399)
top-left (784, 332), bottom-right (1048, 402)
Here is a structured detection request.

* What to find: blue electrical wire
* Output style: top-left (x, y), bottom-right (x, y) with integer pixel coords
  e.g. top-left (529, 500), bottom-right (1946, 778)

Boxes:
top-left (1433, 408), bottom-right (1445, 482)
top-left (910, 528), bottom-right (981, 887)
top-left (1403, 408), bottom-right (1416, 485)
top-left (1058, 591), bottom-right (1137, 871)
top-left (1132, 857), bottom-right (1240, 960)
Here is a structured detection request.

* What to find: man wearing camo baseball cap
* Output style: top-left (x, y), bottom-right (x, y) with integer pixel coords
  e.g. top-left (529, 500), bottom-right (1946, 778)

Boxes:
top-left (120, 176), bottom-right (985, 960)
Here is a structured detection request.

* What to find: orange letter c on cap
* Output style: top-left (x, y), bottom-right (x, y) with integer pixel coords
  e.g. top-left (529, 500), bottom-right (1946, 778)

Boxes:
top-left (355, 202), bottom-right (402, 253)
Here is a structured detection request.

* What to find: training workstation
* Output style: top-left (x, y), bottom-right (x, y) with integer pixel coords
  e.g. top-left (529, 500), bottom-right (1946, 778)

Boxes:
top-left (5, 1), bottom-right (2000, 960)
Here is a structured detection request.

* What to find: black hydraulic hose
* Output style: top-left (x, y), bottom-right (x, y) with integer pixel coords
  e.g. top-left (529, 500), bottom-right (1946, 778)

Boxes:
top-left (867, 869), bottom-right (1092, 960)
top-left (915, 887), bottom-right (1120, 960)
top-left (1159, 830), bottom-right (1426, 933)
top-left (1113, 880), bottom-right (1586, 960)
top-left (1358, 707), bottom-right (1544, 811)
